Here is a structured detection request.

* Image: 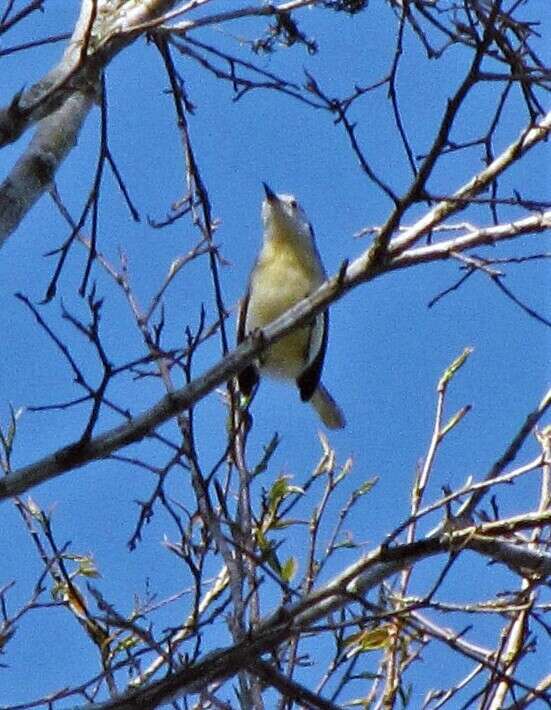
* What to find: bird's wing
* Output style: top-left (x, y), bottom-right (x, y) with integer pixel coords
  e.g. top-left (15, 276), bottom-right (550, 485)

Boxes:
top-left (236, 290), bottom-right (259, 397)
top-left (296, 309), bottom-right (328, 402)
top-left (236, 290), bottom-right (249, 345)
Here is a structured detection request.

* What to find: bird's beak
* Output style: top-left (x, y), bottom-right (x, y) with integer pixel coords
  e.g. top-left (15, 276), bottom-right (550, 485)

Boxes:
top-left (262, 182), bottom-right (277, 203)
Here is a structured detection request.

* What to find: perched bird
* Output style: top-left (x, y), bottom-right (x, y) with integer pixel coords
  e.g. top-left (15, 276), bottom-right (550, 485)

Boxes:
top-left (237, 183), bottom-right (345, 429)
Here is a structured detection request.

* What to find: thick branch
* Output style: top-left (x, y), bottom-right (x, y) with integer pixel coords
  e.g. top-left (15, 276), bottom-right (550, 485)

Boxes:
top-left (0, 90), bottom-right (96, 244)
top-left (0, 0), bottom-right (181, 246)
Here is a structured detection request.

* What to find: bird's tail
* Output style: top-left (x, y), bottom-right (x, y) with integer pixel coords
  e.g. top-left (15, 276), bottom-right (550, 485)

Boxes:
top-left (310, 383), bottom-right (346, 430)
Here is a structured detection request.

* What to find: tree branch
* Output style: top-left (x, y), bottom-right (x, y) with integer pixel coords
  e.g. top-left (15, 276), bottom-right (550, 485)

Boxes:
top-left (0, 0), bottom-right (183, 246)
top-left (80, 514), bottom-right (551, 710)
top-left (1, 205), bottom-right (549, 500)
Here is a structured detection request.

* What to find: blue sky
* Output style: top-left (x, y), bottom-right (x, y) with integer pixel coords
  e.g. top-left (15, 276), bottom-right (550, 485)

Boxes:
top-left (0, 1), bottom-right (550, 706)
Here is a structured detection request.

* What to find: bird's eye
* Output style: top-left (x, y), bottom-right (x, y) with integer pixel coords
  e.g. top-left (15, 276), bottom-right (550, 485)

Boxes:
top-left (290, 199), bottom-right (297, 209)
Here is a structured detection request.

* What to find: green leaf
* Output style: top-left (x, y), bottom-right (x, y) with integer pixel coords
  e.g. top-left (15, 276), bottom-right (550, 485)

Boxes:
top-left (111, 634), bottom-right (140, 656)
top-left (77, 555), bottom-right (101, 579)
top-left (252, 433), bottom-right (280, 478)
top-left (439, 404), bottom-right (472, 438)
top-left (353, 476), bottom-right (379, 500)
top-left (280, 557), bottom-right (298, 583)
top-left (334, 456), bottom-right (354, 485)
top-left (0, 405), bottom-right (24, 465)
top-left (268, 475), bottom-right (303, 514)
top-left (332, 533), bottom-right (357, 550)
top-left (344, 625), bottom-right (392, 655)
top-left (438, 346), bottom-right (474, 392)
top-left (63, 553), bottom-right (101, 579)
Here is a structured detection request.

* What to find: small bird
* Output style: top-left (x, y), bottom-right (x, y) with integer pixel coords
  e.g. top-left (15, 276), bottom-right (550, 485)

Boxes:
top-left (237, 183), bottom-right (345, 429)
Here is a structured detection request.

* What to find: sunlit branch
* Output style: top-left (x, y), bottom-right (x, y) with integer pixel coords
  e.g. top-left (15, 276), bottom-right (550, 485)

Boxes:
top-left (1, 205), bottom-right (549, 500)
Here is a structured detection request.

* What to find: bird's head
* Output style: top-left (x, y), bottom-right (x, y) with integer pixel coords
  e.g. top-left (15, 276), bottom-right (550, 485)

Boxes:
top-left (261, 182), bottom-right (313, 245)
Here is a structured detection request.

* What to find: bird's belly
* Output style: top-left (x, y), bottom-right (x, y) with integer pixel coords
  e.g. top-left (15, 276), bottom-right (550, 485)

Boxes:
top-left (246, 259), bottom-right (314, 379)
top-left (262, 328), bottom-right (310, 379)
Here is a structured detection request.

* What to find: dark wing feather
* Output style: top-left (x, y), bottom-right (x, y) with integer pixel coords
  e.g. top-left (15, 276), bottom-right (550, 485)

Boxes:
top-left (236, 290), bottom-right (259, 397)
top-left (296, 310), bottom-right (328, 402)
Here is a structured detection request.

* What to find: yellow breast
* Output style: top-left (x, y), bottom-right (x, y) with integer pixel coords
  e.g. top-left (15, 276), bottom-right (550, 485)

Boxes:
top-left (246, 238), bottom-right (324, 379)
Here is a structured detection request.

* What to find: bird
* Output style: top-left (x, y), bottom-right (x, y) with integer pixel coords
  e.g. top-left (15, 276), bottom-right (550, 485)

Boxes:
top-left (236, 183), bottom-right (345, 429)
